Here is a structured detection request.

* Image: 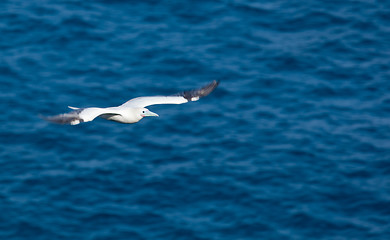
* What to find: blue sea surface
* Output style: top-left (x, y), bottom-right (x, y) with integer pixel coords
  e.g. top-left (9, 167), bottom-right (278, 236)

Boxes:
top-left (1, 0), bottom-right (390, 239)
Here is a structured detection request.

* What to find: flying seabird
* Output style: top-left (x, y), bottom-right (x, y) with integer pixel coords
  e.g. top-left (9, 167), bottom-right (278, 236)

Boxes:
top-left (45, 80), bottom-right (219, 125)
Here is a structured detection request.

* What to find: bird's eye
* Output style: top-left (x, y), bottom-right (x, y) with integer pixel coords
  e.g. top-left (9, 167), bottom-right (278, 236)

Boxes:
top-left (142, 111), bottom-right (145, 113)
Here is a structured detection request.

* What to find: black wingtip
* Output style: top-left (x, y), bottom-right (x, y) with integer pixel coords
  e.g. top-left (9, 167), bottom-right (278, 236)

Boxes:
top-left (180, 80), bottom-right (220, 102)
top-left (41, 110), bottom-right (84, 125)
top-left (42, 114), bottom-right (81, 125)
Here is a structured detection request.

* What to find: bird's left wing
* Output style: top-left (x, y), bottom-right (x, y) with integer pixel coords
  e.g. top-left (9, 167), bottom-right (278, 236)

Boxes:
top-left (121, 80), bottom-right (219, 108)
top-left (45, 107), bottom-right (121, 125)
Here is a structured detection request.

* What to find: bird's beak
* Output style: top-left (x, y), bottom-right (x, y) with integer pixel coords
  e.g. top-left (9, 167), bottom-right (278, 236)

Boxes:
top-left (143, 110), bottom-right (159, 117)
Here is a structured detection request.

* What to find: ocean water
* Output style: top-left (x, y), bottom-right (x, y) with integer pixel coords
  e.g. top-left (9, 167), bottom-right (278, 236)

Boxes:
top-left (1, 0), bottom-right (390, 239)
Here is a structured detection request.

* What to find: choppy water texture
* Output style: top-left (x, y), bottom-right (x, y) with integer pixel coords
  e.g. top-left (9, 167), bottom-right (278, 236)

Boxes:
top-left (1, 0), bottom-right (390, 239)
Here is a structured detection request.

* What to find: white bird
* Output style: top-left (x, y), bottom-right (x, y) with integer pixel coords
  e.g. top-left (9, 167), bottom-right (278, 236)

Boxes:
top-left (45, 80), bottom-right (219, 125)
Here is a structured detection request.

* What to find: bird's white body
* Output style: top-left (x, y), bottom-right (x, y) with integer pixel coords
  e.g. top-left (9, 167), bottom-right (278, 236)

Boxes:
top-left (67, 106), bottom-right (152, 125)
top-left (45, 81), bottom-right (219, 125)
top-left (101, 108), bottom-right (142, 124)
top-left (98, 107), bottom-right (144, 124)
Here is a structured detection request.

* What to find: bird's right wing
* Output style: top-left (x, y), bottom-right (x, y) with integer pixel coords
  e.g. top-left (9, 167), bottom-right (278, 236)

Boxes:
top-left (45, 107), bottom-right (121, 125)
top-left (121, 80), bottom-right (219, 108)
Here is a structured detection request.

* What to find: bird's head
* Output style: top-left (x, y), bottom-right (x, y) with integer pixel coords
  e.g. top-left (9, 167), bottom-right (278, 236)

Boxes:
top-left (139, 108), bottom-right (159, 118)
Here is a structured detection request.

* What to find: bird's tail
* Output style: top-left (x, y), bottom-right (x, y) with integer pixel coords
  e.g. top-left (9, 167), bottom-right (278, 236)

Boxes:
top-left (68, 106), bottom-right (80, 110)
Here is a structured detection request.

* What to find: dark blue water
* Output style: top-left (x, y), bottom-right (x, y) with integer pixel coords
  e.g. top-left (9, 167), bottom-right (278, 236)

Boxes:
top-left (1, 0), bottom-right (390, 239)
